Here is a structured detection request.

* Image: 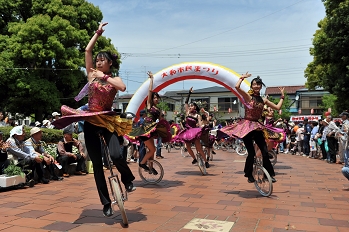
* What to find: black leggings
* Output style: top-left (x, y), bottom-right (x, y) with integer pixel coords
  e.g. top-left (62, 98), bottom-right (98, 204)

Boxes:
top-left (84, 121), bottom-right (135, 206)
top-left (242, 130), bottom-right (275, 177)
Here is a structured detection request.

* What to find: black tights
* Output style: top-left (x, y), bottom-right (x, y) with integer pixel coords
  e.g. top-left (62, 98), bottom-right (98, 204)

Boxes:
top-left (242, 130), bottom-right (275, 177)
top-left (84, 121), bottom-right (135, 206)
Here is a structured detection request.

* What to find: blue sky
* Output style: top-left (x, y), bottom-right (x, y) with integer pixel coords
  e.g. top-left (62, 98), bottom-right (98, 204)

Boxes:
top-left (88, 0), bottom-right (325, 95)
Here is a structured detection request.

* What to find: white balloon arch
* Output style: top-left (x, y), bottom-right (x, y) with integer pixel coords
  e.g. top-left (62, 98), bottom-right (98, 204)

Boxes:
top-left (125, 62), bottom-right (250, 117)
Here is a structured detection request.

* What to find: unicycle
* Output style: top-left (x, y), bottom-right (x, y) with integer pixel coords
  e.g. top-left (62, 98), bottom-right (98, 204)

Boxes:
top-left (253, 156), bottom-right (273, 197)
top-left (138, 159), bottom-right (164, 184)
top-left (99, 134), bottom-right (128, 225)
top-left (196, 153), bottom-right (207, 175)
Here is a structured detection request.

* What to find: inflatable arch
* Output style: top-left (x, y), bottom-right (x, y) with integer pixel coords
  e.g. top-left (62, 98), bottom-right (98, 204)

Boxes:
top-left (125, 62), bottom-right (250, 117)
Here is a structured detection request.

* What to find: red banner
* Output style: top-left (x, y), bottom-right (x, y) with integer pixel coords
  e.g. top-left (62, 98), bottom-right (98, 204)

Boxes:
top-left (290, 115), bottom-right (321, 122)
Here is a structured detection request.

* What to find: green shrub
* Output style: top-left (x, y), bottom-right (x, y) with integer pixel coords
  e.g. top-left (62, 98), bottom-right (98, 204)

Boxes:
top-left (0, 126), bottom-right (77, 143)
top-left (3, 160), bottom-right (25, 177)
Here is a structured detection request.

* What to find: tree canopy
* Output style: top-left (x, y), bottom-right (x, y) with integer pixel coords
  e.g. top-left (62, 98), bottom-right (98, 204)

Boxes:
top-left (0, 0), bottom-right (121, 121)
top-left (305, 0), bottom-right (349, 112)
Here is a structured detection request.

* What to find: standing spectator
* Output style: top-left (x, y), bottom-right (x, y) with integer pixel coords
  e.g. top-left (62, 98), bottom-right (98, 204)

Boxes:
top-left (295, 123), bottom-right (304, 155)
top-left (338, 112), bottom-right (349, 164)
top-left (316, 119), bottom-right (325, 160)
top-left (303, 118), bottom-right (312, 157)
top-left (34, 121), bottom-right (41, 127)
top-left (56, 124), bottom-right (87, 177)
top-left (323, 115), bottom-right (339, 163)
top-left (137, 110), bottom-right (147, 162)
top-left (0, 131), bottom-right (10, 174)
top-left (309, 121), bottom-right (319, 158)
top-left (341, 114), bottom-right (349, 180)
top-left (25, 127), bottom-right (63, 181)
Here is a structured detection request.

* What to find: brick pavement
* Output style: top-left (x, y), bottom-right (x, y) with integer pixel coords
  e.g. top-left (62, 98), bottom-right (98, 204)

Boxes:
top-left (1, 149), bottom-right (349, 232)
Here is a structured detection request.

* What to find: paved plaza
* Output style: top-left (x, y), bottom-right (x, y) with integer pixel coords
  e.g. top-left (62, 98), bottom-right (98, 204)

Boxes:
top-left (1, 148), bottom-right (349, 232)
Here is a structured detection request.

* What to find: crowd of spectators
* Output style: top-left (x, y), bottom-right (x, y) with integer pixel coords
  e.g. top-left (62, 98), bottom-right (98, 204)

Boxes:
top-left (0, 110), bottom-right (90, 188)
top-left (1, 108), bottom-right (348, 188)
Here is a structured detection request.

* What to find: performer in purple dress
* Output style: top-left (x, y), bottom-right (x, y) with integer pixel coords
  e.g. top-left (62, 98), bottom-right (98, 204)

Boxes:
top-left (52, 22), bottom-right (135, 217)
top-left (217, 72), bottom-right (285, 183)
top-left (127, 71), bottom-right (171, 174)
top-left (174, 87), bottom-right (210, 168)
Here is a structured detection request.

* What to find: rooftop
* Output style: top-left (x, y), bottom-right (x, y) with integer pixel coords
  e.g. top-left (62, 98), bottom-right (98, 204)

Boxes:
top-left (265, 85), bottom-right (305, 95)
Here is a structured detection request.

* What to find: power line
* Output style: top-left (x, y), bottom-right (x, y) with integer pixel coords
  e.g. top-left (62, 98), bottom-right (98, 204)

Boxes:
top-left (120, 44), bottom-right (311, 59)
top-left (129, 0), bottom-right (307, 55)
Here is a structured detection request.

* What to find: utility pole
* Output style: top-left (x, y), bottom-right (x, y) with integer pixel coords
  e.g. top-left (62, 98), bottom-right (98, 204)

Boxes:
top-left (125, 71), bottom-right (129, 93)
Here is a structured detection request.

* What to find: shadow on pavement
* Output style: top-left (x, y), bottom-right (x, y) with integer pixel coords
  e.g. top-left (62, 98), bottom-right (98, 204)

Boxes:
top-left (133, 179), bottom-right (185, 188)
top-left (74, 207), bottom-right (146, 228)
top-left (174, 171), bottom-right (217, 176)
top-left (224, 189), bottom-right (267, 198)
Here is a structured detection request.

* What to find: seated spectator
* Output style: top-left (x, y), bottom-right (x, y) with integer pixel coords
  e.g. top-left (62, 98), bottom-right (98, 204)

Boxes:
top-left (52, 112), bottom-right (60, 121)
top-left (56, 124), bottom-right (87, 177)
top-left (25, 127), bottom-right (63, 181)
top-left (42, 120), bottom-right (50, 128)
top-left (6, 126), bottom-right (49, 184)
top-left (0, 131), bottom-right (11, 174)
top-left (47, 115), bottom-right (55, 129)
top-left (34, 121), bottom-right (41, 127)
top-left (7, 116), bottom-right (16, 127)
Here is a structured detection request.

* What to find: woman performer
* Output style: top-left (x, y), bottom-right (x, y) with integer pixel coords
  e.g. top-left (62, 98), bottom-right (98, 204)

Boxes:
top-left (254, 107), bottom-right (286, 158)
top-left (52, 22), bottom-right (135, 217)
top-left (217, 72), bottom-right (285, 183)
top-left (127, 71), bottom-right (171, 174)
top-left (175, 87), bottom-right (210, 168)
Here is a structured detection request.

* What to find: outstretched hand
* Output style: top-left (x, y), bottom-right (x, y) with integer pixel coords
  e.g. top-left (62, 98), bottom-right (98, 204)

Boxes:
top-left (278, 87), bottom-right (285, 95)
top-left (147, 71), bottom-right (153, 79)
top-left (98, 22), bottom-right (108, 32)
top-left (241, 72), bottom-right (252, 79)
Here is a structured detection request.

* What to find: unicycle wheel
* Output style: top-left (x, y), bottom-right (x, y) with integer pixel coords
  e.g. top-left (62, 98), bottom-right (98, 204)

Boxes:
top-left (111, 179), bottom-right (128, 225)
top-left (196, 153), bottom-right (207, 175)
top-left (253, 165), bottom-right (273, 197)
top-left (138, 160), bottom-right (164, 184)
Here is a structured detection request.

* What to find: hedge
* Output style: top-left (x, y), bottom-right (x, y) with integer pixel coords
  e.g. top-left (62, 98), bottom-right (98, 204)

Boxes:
top-left (0, 126), bottom-right (78, 143)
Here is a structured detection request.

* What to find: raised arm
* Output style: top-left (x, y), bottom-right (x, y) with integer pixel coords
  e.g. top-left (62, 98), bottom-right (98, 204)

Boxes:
top-left (235, 72), bottom-right (252, 103)
top-left (147, 71), bottom-right (154, 110)
top-left (264, 87), bottom-right (285, 110)
top-left (184, 87), bottom-right (193, 115)
top-left (85, 22), bottom-right (108, 83)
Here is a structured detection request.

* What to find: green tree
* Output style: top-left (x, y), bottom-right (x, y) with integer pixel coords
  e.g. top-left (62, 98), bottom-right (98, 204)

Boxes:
top-left (305, 0), bottom-right (349, 112)
top-left (0, 0), bottom-right (121, 121)
top-left (268, 95), bottom-right (291, 120)
top-left (157, 100), bottom-right (170, 114)
top-left (319, 94), bottom-right (338, 116)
